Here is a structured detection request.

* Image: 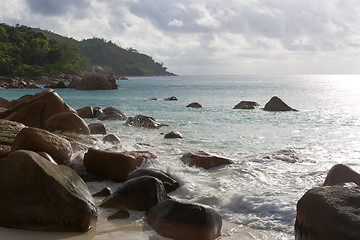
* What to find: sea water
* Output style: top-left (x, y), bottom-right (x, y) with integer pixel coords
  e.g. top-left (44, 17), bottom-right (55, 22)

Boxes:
top-left (1, 75), bottom-right (360, 238)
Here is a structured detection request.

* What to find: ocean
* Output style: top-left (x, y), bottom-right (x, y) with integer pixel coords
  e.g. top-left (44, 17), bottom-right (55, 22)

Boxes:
top-left (1, 75), bottom-right (360, 239)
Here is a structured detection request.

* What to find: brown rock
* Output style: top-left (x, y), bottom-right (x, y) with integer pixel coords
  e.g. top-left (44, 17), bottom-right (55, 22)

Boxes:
top-left (0, 97), bottom-right (9, 107)
top-left (146, 199), bottom-right (222, 240)
top-left (83, 148), bottom-right (156, 182)
top-left (77, 66), bottom-right (118, 90)
top-left (295, 185), bottom-right (360, 240)
top-left (88, 123), bottom-right (107, 135)
top-left (0, 89), bottom-right (76, 128)
top-left (180, 151), bottom-right (233, 169)
top-left (127, 168), bottom-right (180, 193)
top-left (12, 127), bottom-right (73, 165)
top-left (263, 96), bottom-right (298, 111)
top-left (37, 151), bottom-right (58, 164)
top-left (107, 210), bottom-right (130, 220)
top-left (0, 150), bottom-right (97, 232)
top-left (0, 119), bottom-right (25, 158)
top-left (100, 176), bottom-right (168, 211)
top-left (45, 112), bottom-right (90, 135)
top-left (77, 106), bottom-right (94, 118)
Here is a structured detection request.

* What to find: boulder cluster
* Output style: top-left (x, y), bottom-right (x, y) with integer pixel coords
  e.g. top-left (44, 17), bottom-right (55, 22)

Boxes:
top-left (0, 89), bottom-right (225, 239)
top-left (0, 66), bottom-right (127, 90)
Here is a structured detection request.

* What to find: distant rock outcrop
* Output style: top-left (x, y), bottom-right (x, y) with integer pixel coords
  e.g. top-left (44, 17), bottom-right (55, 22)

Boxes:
top-left (186, 102), bottom-right (203, 108)
top-left (164, 130), bottom-right (183, 139)
top-left (76, 66), bottom-right (118, 90)
top-left (233, 101), bottom-right (260, 109)
top-left (263, 96), bottom-right (298, 111)
top-left (295, 185), bottom-right (360, 240)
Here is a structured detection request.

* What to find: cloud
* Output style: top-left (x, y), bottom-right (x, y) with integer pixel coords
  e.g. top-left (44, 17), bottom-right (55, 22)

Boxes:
top-left (0, 0), bottom-right (359, 74)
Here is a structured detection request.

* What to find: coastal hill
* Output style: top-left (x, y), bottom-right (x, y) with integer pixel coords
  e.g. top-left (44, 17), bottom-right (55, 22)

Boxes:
top-left (0, 23), bottom-right (175, 77)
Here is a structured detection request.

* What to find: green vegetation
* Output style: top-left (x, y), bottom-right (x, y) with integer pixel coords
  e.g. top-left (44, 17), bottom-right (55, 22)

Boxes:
top-left (0, 23), bottom-right (174, 77)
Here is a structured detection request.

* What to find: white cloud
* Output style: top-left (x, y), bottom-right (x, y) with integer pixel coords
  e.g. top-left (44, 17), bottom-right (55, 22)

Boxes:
top-left (168, 19), bottom-right (184, 27)
top-left (0, 0), bottom-right (359, 74)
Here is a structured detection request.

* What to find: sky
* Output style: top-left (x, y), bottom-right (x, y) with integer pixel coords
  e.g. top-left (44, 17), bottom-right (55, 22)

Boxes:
top-left (1, 0), bottom-right (360, 75)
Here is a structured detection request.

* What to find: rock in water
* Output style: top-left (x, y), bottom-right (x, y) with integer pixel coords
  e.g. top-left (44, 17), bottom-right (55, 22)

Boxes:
top-left (164, 130), bottom-right (183, 139)
top-left (88, 123), bottom-right (107, 135)
top-left (186, 102), bottom-right (203, 108)
top-left (233, 101), bottom-right (260, 109)
top-left (76, 66), bottom-right (118, 90)
top-left (100, 176), bottom-right (168, 211)
top-left (98, 106), bottom-right (127, 121)
top-left (0, 150), bottom-right (97, 232)
top-left (180, 151), bottom-right (233, 169)
top-left (263, 96), bottom-right (298, 111)
top-left (125, 115), bottom-right (167, 129)
top-left (127, 168), bottom-right (180, 193)
top-left (83, 148), bottom-right (157, 182)
top-left (12, 127), bottom-right (73, 165)
top-left (295, 185), bottom-right (360, 240)
top-left (146, 199), bottom-right (222, 240)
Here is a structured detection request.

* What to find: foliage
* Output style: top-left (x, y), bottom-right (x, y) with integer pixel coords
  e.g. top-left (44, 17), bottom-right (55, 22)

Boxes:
top-left (0, 23), bottom-right (174, 77)
top-left (0, 23), bottom-right (86, 77)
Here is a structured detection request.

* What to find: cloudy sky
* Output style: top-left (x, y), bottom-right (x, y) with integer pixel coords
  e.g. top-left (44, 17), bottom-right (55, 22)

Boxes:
top-left (1, 0), bottom-right (360, 75)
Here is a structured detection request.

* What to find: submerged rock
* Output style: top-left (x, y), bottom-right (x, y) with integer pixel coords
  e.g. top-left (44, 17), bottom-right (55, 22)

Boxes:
top-left (83, 148), bottom-right (157, 182)
top-left (295, 185), bottom-right (360, 240)
top-left (0, 150), bottom-right (97, 232)
top-left (263, 96), bottom-right (298, 111)
top-left (164, 96), bottom-right (178, 101)
top-left (181, 151), bottom-right (233, 169)
top-left (100, 176), bottom-right (168, 211)
top-left (127, 168), bottom-right (180, 193)
top-left (146, 199), bottom-right (222, 240)
top-left (103, 134), bottom-right (121, 144)
top-left (233, 101), bottom-right (260, 109)
top-left (12, 127), bottom-right (73, 165)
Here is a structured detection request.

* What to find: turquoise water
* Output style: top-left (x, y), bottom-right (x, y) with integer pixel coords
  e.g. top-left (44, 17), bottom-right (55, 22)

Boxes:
top-left (1, 75), bottom-right (360, 235)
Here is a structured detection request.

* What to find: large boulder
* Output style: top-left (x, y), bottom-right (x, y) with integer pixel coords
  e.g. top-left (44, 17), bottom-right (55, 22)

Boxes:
top-left (233, 101), bottom-right (260, 109)
top-left (98, 106), bottom-right (127, 121)
top-left (83, 148), bottom-right (157, 182)
top-left (295, 185), bottom-right (360, 240)
top-left (59, 131), bottom-right (100, 152)
top-left (180, 151), bottom-right (233, 170)
top-left (45, 112), bottom-right (90, 135)
top-left (125, 115), bottom-right (167, 129)
top-left (100, 176), bottom-right (168, 211)
top-left (263, 96), bottom-right (298, 111)
top-left (127, 168), bottom-right (180, 193)
top-left (12, 127), bottom-right (73, 165)
top-left (76, 66), bottom-right (118, 90)
top-left (0, 150), bottom-right (97, 232)
top-left (0, 89), bottom-right (76, 128)
top-left (0, 119), bottom-right (25, 158)
top-left (146, 199), bottom-right (222, 240)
